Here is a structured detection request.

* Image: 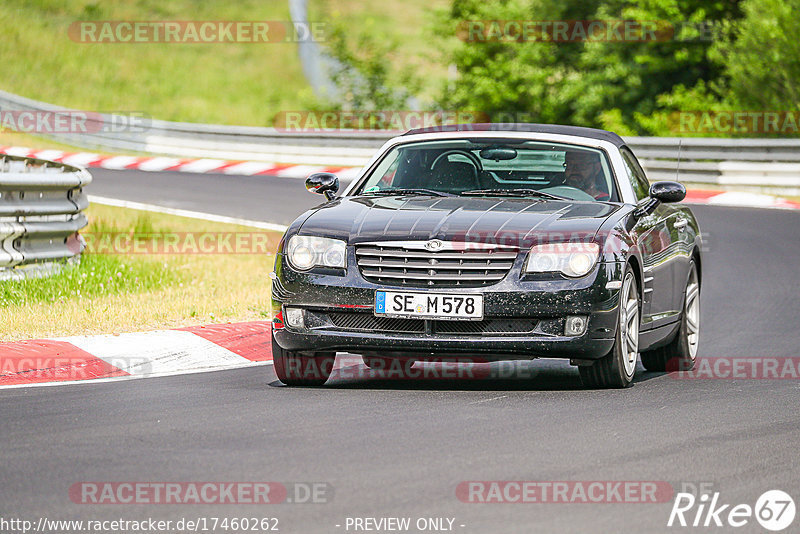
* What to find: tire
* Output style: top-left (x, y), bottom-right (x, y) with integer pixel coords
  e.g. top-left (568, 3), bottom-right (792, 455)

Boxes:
top-left (641, 261), bottom-right (700, 372)
top-left (271, 336), bottom-right (335, 386)
top-left (579, 267), bottom-right (639, 388)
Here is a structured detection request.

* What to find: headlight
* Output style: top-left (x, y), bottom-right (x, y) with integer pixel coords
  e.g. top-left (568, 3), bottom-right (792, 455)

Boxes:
top-left (525, 243), bottom-right (599, 277)
top-left (286, 235), bottom-right (347, 270)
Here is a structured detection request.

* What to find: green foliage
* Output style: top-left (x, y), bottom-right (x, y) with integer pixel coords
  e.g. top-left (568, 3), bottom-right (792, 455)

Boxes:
top-left (1, 212), bottom-right (179, 307)
top-left (0, 254), bottom-right (182, 307)
top-left (571, 0), bottom-right (742, 133)
top-left (5, 0), bottom-right (797, 136)
top-left (435, 0), bottom-right (596, 123)
top-left (433, 0), bottom-right (800, 136)
top-left (711, 0), bottom-right (800, 111)
top-left (323, 19), bottom-right (422, 111)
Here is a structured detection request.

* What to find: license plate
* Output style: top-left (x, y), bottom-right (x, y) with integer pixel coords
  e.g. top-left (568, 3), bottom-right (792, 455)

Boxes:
top-left (375, 290), bottom-right (483, 320)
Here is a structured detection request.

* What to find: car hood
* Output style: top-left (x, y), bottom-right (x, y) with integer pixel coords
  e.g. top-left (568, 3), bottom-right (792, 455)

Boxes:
top-left (298, 195), bottom-right (620, 246)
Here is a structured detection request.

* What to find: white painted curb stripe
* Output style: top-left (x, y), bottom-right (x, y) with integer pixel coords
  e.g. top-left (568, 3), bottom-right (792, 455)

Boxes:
top-left (88, 195), bottom-right (288, 232)
top-left (177, 158), bottom-right (229, 173)
top-left (33, 149), bottom-right (65, 161)
top-left (274, 164), bottom-right (327, 178)
top-left (61, 152), bottom-right (101, 167)
top-left (3, 146), bottom-right (34, 156)
top-left (61, 330), bottom-right (256, 376)
top-left (221, 161), bottom-right (277, 175)
top-left (3, 146), bottom-right (796, 211)
top-left (1, 325), bottom-right (276, 391)
top-left (98, 155), bottom-right (139, 169)
top-left (136, 156), bottom-right (183, 172)
top-left (706, 191), bottom-right (798, 208)
top-left (1, 145), bottom-right (363, 180)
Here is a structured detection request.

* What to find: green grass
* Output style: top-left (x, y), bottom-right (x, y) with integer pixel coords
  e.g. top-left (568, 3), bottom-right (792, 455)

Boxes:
top-left (0, 1), bottom-right (449, 129)
top-left (0, 254), bottom-right (181, 307)
top-left (0, 203), bottom-right (280, 341)
top-left (1, 208), bottom-right (180, 308)
top-left (0, 0), bottom-right (318, 126)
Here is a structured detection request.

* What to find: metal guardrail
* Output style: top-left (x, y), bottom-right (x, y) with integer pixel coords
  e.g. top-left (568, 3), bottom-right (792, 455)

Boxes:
top-left (0, 154), bottom-right (91, 280)
top-left (2, 89), bottom-right (800, 192)
top-left (0, 89), bottom-right (386, 166)
top-left (626, 137), bottom-right (800, 195)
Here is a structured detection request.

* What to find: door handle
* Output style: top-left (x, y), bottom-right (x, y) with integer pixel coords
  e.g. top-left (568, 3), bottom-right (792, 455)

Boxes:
top-left (674, 217), bottom-right (688, 230)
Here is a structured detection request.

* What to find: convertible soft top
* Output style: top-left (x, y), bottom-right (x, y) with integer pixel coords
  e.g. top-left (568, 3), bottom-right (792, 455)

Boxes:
top-left (403, 123), bottom-right (626, 147)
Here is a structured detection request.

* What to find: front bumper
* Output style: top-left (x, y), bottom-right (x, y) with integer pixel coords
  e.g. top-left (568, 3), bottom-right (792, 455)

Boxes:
top-left (271, 253), bottom-right (625, 361)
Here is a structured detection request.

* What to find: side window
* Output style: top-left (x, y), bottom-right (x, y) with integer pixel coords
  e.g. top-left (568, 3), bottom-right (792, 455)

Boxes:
top-left (379, 158), bottom-right (400, 187)
top-left (620, 147), bottom-right (650, 202)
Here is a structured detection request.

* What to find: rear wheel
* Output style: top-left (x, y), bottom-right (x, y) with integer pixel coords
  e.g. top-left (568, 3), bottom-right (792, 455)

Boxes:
top-left (579, 267), bottom-right (639, 389)
top-left (641, 261), bottom-right (700, 372)
top-left (271, 337), bottom-right (335, 386)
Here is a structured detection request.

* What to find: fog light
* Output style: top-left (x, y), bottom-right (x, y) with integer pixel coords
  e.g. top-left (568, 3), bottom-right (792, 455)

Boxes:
top-left (565, 315), bottom-right (588, 336)
top-left (285, 307), bottom-right (305, 329)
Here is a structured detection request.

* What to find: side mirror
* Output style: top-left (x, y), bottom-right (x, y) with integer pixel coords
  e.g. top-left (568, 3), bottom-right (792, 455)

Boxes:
top-left (305, 173), bottom-right (340, 200)
top-left (650, 181), bottom-right (686, 203)
top-left (634, 181), bottom-right (686, 218)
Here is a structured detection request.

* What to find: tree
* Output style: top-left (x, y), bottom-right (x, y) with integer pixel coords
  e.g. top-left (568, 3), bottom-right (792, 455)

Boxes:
top-left (436, 0), bottom-right (745, 134)
top-left (436, 0), bottom-right (600, 123)
top-left (570, 0), bottom-right (742, 133)
top-left (711, 0), bottom-right (800, 111)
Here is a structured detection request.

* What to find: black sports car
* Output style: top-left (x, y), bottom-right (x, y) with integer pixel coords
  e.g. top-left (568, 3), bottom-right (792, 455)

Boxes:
top-left (269, 124), bottom-right (702, 388)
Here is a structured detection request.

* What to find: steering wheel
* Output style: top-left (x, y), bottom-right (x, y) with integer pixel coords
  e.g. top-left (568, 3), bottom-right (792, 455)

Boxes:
top-left (431, 150), bottom-right (483, 172)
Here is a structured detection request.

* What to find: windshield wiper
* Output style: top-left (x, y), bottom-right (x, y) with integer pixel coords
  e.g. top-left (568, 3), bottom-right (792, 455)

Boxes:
top-left (460, 188), bottom-right (566, 200)
top-left (360, 188), bottom-right (453, 197)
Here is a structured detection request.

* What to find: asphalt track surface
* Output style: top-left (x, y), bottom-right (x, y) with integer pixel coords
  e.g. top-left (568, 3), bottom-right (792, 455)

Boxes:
top-left (3, 169), bottom-right (800, 533)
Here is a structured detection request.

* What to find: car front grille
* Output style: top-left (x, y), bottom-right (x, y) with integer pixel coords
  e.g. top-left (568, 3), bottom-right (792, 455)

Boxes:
top-left (327, 311), bottom-right (537, 336)
top-left (327, 311), bottom-right (425, 333)
top-left (436, 318), bottom-right (538, 335)
top-left (355, 242), bottom-right (518, 288)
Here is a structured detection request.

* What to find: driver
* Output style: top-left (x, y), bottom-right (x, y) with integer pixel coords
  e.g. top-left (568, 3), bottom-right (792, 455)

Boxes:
top-left (564, 151), bottom-right (610, 200)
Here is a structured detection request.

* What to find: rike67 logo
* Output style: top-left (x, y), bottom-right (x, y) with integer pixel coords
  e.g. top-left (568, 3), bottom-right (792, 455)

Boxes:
top-left (668, 489), bottom-right (796, 531)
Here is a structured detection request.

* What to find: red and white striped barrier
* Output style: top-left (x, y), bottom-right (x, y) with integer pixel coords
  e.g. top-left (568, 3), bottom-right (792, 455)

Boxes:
top-left (0, 321), bottom-right (273, 389)
top-left (3, 146), bottom-right (799, 210)
top-left (684, 189), bottom-right (800, 210)
top-left (3, 145), bottom-right (800, 210)
top-left (0, 145), bottom-right (363, 179)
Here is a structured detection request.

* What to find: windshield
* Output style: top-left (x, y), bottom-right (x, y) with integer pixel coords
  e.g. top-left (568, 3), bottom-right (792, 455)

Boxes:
top-left (355, 139), bottom-right (618, 202)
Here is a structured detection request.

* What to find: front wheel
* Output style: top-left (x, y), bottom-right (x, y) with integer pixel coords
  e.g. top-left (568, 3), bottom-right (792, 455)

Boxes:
top-left (641, 261), bottom-right (700, 372)
top-left (271, 337), bottom-right (335, 386)
top-left (579, 267), bottom-right (639, 388)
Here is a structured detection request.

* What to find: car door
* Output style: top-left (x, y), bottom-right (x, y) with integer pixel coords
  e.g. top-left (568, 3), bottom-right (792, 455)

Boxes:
top-left (620, 147), bottom-right (682, 328)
